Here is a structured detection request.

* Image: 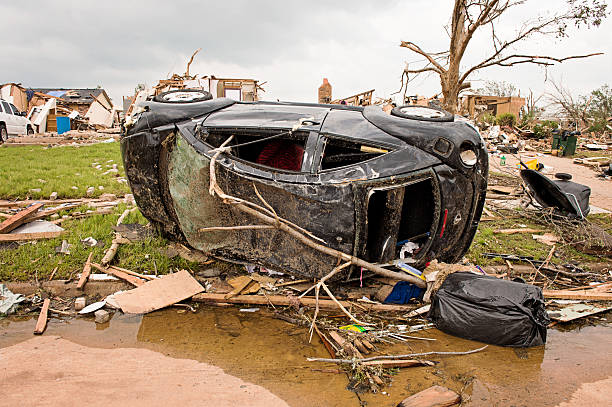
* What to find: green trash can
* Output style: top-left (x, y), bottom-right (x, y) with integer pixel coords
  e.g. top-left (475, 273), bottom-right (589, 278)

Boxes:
top-left (551, 132), bottom-right (560, 150)
top-left (551, 131), bottom-right (578, 156)
top-left (562, 135), bottom-right (577, 156)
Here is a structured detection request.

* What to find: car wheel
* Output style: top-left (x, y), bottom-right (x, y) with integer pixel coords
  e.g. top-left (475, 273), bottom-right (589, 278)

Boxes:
top-left (27, 125), bottom-right (34, 135)
top-left (153, 89), bottom-right (213, 103)
top-left (0, 125), bottom-right (7, 144)
top-left (391, 105), bottom-right (454, 122)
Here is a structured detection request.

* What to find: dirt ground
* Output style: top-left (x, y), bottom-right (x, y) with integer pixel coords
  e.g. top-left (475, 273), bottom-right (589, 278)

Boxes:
top-left (491, 153), bottom-right (612, 211)
top-left (0, 335), bottom-right (289, 407)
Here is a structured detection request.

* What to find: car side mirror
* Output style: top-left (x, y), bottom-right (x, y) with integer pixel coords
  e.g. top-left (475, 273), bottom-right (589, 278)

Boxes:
top-left (18, 111), bottom-right (26, 116)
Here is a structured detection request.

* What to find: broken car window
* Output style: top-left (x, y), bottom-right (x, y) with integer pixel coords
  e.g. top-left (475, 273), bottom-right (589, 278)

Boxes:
top-left (320, 137), bottom-right (390, 171)
top-left (202, 129), bottom-right (309, 172)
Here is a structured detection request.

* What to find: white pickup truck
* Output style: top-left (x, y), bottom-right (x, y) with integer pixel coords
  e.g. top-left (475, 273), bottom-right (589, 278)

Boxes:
top-left (0, 99), bottom-right (34, 143)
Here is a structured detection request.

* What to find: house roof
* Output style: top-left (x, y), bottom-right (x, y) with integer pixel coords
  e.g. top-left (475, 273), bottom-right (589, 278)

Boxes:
top-left (31, 88), bottom-right (109, 105)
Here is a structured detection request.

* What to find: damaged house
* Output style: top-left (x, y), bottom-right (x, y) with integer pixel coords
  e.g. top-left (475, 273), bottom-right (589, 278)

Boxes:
top-left (125, 74), bottom-right (262, 117)
top-left (1, 83), bottom-right (117, 133)
top-left (32, 88), bottom-right (116, 128)
top-left (461, 94), bottom-right (525, 119)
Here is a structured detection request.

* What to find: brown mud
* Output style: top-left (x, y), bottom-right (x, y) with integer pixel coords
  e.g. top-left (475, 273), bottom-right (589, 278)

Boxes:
top-left (1, 307), bottom-right (611, 406)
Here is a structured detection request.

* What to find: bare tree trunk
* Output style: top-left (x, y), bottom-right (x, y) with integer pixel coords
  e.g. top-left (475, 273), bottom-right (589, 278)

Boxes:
top-left (441, 70), bottom-right (460, 114)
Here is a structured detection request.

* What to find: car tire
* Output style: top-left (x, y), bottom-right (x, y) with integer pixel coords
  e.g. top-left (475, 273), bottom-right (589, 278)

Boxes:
top-left (0, 125), bottom-right (7, 144)
top-left (391, 105), bottom-right (454, 122)
top-left (27, 125), bottom-right (34, 136)
top-left (153, 89), bottom-right (213, 103)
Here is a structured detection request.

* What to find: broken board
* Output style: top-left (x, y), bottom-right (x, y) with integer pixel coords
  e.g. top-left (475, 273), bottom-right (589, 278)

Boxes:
top-left (113, 270), bottom-right (204, 314)
top-left (549, 303), bottom-right (612, 322)
top-left (0, 203), bottom-right (43, 233)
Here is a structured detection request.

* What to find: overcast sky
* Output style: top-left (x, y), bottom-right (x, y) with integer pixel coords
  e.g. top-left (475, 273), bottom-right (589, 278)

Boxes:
top-left (1, 1), bottom-right (610, 107)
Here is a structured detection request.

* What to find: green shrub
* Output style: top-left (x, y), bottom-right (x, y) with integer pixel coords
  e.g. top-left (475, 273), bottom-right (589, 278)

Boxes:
top-left (480, 113), bottom-right (497, 125)
top-left (496, 113), bottom-right (517, 127)
top-left (532, 120), bottom-right (558, 138)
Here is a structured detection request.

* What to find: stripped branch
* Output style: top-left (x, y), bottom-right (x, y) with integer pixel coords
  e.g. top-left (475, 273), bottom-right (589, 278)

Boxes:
top-left (307, 345), bottom-right (488, 364)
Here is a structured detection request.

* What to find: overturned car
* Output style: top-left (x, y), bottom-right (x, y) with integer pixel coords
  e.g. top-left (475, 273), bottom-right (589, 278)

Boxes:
top-left (122, 91), bottom-right (488, 279)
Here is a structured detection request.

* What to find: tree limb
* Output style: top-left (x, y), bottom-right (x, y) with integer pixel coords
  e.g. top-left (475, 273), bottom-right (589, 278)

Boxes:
top-left (399, 41), bottom-right (446, 73)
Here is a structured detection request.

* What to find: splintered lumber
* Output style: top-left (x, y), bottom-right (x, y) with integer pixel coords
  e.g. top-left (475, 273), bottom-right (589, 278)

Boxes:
top-left (25, 203), bottom-right (81, 222)
top-left (362, 359), bottom-right (434, 368)
top-left (91, 263), bottom-right (145, 286)
top-left (113, 270), bottom-right (204, 314)
top-left (0, 203), bottom-right (43, 233)
top-left (34, 299), bottom-right (51, 335)
top-left (493, 228), bottom-right (542, 234)
top-left (275, 279), bottom-right (309, 287)
top-left (101, 233), bottom-right (122, 266)
top-left (110, 265), bottom-right (156, 281)
top-left (0, 198), bottom-right (98, 209)
top-left (0, 231), bottom-right (64, 242)
top-left (543, 289), bottom-right (612, 301)
top-left (396, 385), bottom-right (460, 407)
top-left (329, 330), bottom-right (362, 357)
top-left (225, 275), bottom-right (254, 299)
top-left (354, 339), bottom-right (370, 355)
top-left (313, 323), bottom-right (336, 357)
top-left (192, 293), bottom-right (415, 312)
top-left (77, 252), bottom-right (94, 289)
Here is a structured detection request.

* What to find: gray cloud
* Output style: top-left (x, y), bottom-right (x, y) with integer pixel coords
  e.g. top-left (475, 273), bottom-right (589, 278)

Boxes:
top-left (1, 0), bottom-right (609, 105)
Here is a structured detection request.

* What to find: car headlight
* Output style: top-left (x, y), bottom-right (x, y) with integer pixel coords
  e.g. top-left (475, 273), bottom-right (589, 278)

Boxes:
top-left (459, 143), bottom-right (478, 166)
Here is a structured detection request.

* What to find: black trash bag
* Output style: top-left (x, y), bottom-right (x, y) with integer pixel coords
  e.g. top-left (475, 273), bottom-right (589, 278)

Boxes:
top-left (429, 272), bottom-right (549, 347)
top-left (521, 169), bottom-right (590, 219)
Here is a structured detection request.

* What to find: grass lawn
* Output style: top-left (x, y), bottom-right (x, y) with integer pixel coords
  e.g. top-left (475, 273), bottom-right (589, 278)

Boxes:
top-left (0, 143), bottom-right (130, 200)
top-left (0, 142), bottom-right (202, 281)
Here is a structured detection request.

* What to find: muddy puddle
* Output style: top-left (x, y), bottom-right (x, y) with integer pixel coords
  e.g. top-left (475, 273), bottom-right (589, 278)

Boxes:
top-left (1, 307), bottom-right (611, 406)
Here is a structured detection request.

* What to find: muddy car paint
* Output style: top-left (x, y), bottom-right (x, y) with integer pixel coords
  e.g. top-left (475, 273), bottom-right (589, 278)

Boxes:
top-left (121, 98), bottom-right (488, 279)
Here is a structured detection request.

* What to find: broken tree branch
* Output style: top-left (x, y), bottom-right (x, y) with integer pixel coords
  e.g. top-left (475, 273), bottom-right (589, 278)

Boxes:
top-left (207, 137), bottom-right (426, 287)
top-left (307, 345), bottom-right (488, 364)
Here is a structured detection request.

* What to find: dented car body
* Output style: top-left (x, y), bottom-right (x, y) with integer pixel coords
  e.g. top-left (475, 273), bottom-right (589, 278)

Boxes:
top-left (121, 97), bottom-right (488, 279)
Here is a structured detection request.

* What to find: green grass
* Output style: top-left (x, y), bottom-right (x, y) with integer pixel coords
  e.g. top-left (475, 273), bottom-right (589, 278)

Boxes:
top-left (0, 142), bottom-right (202, 281)
top-left (573, 149), bottom-right (612, 159)
top-left (0, 143), bottom-right (130, 199)
top-left (0, 204), bottom-right (199, 281)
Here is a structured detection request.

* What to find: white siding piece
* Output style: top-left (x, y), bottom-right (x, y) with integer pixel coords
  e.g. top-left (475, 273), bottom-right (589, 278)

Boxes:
top-left (31, 98), bottom-right (56, 133)
top-left (85, 100), bottom-right (113, 127)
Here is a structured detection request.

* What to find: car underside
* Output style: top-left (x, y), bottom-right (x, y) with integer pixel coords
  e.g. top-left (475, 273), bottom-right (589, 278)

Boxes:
top-left (122, 96), bottom-right (488, 280)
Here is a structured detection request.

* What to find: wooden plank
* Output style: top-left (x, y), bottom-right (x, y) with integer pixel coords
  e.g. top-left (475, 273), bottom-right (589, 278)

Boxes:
top-left (0, 203), bottom-right (43, 233)
top-left (110, 265), bottom-right (156, 281)
top-left (225, 275), bottom-right (253, 299)
top-left (396, 385), bottom-right (460, 407)
top-left (493, 228), bottom-right (542, 234)
top-left (113, 270), bottom-right (204, 314)
top-left (0, 231), bottom-right (64, 242)
top-left (0, 198), bottom-right (99, 209)
top-left (543, 290), bottom-right (612, 301)
top-left (361, 359), bottom-right (434, 368)
top-left (192, 293), bottom-right (415, 312)
top-left (77, 252), bottom-right (94, 289)
top-left (34, 298), bottom-right (51, 335)
top-left (91, 263), bottom-right (144, 287)
top-left (25, 203), bottom-right (81, 222)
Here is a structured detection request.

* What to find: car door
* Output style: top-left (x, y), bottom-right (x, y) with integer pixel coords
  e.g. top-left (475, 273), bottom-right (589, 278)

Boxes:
top-left (1, 101), bottom-right (17, 134)
top-left (9, 103), bottom-right (26, 134)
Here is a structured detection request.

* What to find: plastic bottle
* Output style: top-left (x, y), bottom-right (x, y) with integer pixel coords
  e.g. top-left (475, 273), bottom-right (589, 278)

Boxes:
top-left (500, 155), bottom-right (506, 166)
